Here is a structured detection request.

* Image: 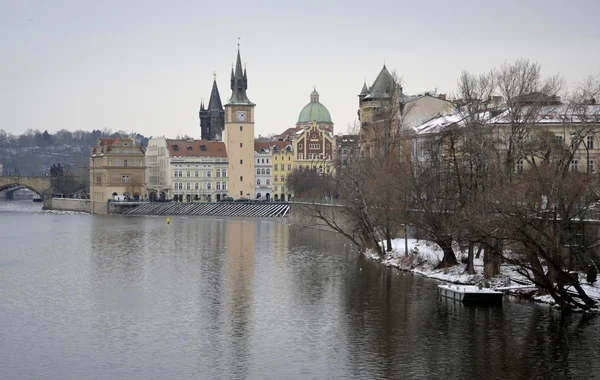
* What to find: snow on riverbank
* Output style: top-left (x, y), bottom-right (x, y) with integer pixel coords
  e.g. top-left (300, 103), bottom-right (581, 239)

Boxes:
top-left (365, 238), bottom-right (600, 308)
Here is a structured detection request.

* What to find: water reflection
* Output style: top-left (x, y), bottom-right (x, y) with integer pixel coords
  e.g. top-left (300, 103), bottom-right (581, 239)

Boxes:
top-left (2, 213), bottom-right (600, 379)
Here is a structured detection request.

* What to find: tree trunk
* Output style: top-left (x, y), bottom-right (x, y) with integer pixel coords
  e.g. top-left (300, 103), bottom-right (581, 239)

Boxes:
top-left (475, 245), bottom-right (483, 259)
top-left (466, 244), bottom-right (475, 275)
top-left (436, 237), bottom-right (458, 268)
top-left (386, 229), bottom-right (392, 252)
top-left (483, 241), bottom-right (502, 278)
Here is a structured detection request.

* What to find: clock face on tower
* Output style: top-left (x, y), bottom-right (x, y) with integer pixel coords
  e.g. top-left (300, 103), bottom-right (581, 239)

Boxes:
top-left (236, 111), bottom-right (246, 122)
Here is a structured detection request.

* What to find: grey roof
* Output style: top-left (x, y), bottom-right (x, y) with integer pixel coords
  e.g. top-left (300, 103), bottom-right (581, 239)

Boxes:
top-left (208, 79), bottom-right (223, 111)
top-left (359, 81), bottom-right (369, 96)
top-left (364, 65), bottom-right (396, 99)
top-left (227, 49), bottom-right (254, 105)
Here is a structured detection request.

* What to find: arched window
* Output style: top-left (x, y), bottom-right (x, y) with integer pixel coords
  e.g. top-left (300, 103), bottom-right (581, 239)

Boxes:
top-left (187, 171), bottom-right (190, 177)
top-left (207, 183), bottom-right (212, 190)
top-left (256, 169), bottom-right (261, 175)
top-left (186, 183), bottom-right (191, 190)
top-left (207, 171), bottom-right (212, 177)
top-left (274, 175), bottom-right (278, 182)
top-left (195, 171), bottom-right (199, 177)
top-left (266, 169), bottom-right (271, 175)
top-left (257, 179), bottom-right (261, 185)
top-left (266, 179), bottom-right (271, 185)
top-left (195, 183), bottom-right (199, 190)
top-left (261, 169), bottom-right (265, 175)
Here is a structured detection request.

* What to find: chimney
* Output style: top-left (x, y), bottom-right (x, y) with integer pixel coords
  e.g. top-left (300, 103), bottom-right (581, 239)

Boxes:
top-left (438, 93), bottom-right (447, 100)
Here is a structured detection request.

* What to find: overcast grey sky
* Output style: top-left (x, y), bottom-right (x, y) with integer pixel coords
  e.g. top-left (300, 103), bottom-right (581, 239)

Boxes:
top-left (1, 0), bottom-right (599, 138)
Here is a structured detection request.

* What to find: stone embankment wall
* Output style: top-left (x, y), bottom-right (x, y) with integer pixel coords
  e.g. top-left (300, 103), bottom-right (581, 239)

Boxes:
top-left (48, 198), bottom-right (91, 213)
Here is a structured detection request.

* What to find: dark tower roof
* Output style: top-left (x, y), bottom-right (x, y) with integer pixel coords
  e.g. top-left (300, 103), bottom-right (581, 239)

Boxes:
top-left (364, 65), bottom-right (396, 100)
top-left (359, 80), bottom-right (369, 97)
top-left (227, 49), bottom-right (254, 105)
top-left (208, 79), bottom-right (223, 111)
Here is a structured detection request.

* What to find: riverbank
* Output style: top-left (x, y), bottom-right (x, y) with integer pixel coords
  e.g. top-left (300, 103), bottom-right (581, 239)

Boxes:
top-left (365, 238), bottom-right (600, 310)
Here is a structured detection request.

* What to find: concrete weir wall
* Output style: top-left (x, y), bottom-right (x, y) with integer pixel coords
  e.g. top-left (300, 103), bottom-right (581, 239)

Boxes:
top-left (48, 198), bottom-right (91, 213)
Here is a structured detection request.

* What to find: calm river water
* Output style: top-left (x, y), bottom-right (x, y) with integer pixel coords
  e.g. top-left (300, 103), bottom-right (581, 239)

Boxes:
top-left (1, 201), bottom-right (600, 379)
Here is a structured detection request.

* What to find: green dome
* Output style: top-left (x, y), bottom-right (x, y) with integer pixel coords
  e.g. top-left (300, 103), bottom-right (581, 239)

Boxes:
top-left (297, 89), bottom-right (332, 123)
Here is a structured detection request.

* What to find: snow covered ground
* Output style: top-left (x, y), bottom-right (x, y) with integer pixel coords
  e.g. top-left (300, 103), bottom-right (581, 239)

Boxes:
top-left (365, 238), bottom-right (600, 309)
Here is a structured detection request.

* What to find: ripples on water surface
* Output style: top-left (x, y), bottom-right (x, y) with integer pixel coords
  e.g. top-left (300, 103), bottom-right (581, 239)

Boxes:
top-left (1, 201), bottom-right (600, 379)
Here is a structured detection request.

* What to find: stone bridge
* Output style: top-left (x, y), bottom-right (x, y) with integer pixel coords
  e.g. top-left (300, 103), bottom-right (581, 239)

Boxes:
top-left (0, 176), bottom-right (53, 198)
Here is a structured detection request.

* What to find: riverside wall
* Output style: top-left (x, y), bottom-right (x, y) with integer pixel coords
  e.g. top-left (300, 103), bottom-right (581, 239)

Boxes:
top-left (48, 198), bottom-right (91, 213)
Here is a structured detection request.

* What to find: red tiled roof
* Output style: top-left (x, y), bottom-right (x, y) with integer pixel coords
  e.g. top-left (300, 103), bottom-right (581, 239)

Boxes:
top-left (273, 126), bottom-right (303, 141)
top-left (166, 139), bottom-right (227, 158)
top-left (98, 138), bottom-right (119, 147)
top-left (254, 141), bottom-right (271, 153)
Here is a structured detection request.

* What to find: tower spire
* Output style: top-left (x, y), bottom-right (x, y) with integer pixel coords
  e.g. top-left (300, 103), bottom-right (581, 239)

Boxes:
top-left (227, 46), bottom-right (253, 105)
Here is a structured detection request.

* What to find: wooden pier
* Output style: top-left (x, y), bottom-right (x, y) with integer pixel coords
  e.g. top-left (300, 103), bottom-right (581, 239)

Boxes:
top-left (438, 284), bottom-right (503, 305)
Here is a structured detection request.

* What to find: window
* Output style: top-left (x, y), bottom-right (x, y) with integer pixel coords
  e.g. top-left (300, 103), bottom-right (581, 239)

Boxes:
top-left (571, 159), bottom-right (579, 172)
top-left (588, 136), bottom-right (595, 150)
top-left (266, 169), bottom-right (270, 175)
top-left (240, 126), bottom-right (243, 131)
top-left (195, 171), bottom-right (199, 177)
top-left (261, 159), bottom-right (264, 163)
top-left (216, 169), bottom-right (221, 177)
top-left (556, 135), bottom-right (564, 142)
top-left (207, 171), bottom-right (211, 178)
top-left (588, 159), bottom-right (594, 172)
top-left (222, 169), bottom-right (227, 177)
top-left (217, 182), bottom-right (221, 190)
top-left (124, 160), bottom-right (128, 167)
top-left (240, 142), bottom-right (243, 148)
top-left (274, 164), bottom-right (278, 171)
top-left (275, 156), bottom-right (278, 161)
top-left (240, 191), bottom-right (243, 196)
top-left (275, 176), bottom-right (278, 182)
top-left (257, 159), bottom-right (260, 164)
top-left (261, 169), bottom-right (266, 175)
top-left (174, 170), bottom-right (179, 177)
top-left (299, 144), bottom-right (303, 149)
top-left (95, 175), bottom-right (102, 185)
top-left (240, 159), bottom-right (243, 165)
top-left (299, 153), bottom-right (303, 159)
top-left (274, 185), bottom-right (278, 191)
top-left (266, 179), bottom-right (271, 185)
top-left (287, 165), bottom-right (291, 171)
top-left (187, 171), bottom-right (190, 177)
top-left (207, 183), bottom-right (212, 190)
top-left (121, 175), bottom-right (129, 184)
top-left (195, 183), bottom-right (199, 190)
top-left (257, 169), bottom-right (261, 175)
top-left (223, 182), bottom-right (227, 190)
top-left (240, 176), bottom-right (243, 181)
top-left (266, 159), bottom-right (269, 163)
top-left (187, 183), bottom-right (191, 190)
top-left (180, 183), bottom-right (183, 190)
top-left (281, 176), bottom-right (285, 182)
top-left (257, 179), bottom-right (261, 185)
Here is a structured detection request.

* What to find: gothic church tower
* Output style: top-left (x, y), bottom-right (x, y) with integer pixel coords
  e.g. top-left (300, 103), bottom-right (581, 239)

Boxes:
top-left (224, 48), bottom-right (255, 199)
top-left (199, 77), bottom-right (225, 141)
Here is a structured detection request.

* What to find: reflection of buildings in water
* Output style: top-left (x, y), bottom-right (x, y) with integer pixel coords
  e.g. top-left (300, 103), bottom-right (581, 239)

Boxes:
top-left (225, 220), bottom-right (256, 378)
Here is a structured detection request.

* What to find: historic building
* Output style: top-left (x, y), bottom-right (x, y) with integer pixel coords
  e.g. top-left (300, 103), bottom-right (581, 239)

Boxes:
top-left (296, 88), bottom-right (334, 132)
top-left (254, 142), bottom-right (273, 200)
top-left (224, 48), bottom-right (256, 199)
top-left (271, 141), bottom-right (294, 201)
top-left (89, 137), bottom-right (146, 213)
top-left (199, 76), bottom-right (225, 141)
top-left (145, 137), bottom-right (229, 202)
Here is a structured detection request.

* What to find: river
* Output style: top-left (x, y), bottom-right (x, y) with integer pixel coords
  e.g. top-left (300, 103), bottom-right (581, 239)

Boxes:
top-left (1, 200), bottom-right (599, 379)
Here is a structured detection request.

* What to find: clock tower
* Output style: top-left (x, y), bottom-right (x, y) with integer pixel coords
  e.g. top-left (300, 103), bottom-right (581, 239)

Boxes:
top-left (224, 48), bottom-right (256, 199)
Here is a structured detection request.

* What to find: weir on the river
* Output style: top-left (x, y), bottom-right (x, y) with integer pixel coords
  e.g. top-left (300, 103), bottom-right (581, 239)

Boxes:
top-left (123, 201), bottom-right (290, 217)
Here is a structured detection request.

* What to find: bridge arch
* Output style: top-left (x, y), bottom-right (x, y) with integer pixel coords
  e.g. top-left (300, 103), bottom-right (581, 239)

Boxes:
top-left (0, 176), bottom-right (53, 197)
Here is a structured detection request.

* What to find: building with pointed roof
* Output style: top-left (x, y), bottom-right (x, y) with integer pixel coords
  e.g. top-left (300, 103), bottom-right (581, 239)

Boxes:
top-left (224, 47), bottom-right (256, 199)
top-left (199, 78), bottom-right (225, 141)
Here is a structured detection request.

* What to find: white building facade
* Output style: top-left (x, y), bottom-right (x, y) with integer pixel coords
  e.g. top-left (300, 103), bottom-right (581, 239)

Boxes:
top-left (254, 142), bottom-right (273, 200)
top-left (145, 138), bottom-right (229, 202)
